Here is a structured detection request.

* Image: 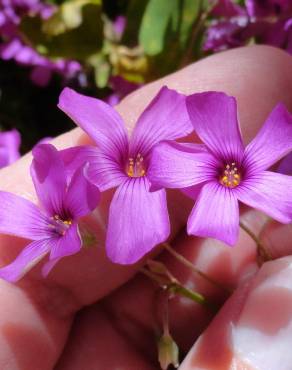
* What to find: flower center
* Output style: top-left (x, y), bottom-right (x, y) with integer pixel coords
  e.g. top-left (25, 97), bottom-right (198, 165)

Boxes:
top-left (126, 154), bottom-right (146, 178)
top-left (220, 162), bottom-right (241, 188)
top-left (51, 215), bottom-right (72, 236)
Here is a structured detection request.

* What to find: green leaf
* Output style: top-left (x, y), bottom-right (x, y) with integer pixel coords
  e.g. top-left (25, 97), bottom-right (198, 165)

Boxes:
top-left (89, 54), bottom-right (111, 88)
top-left (139, 0), bottom-right (180, 56)
top-left (121, 0), bottom-right (149, 46)
top-left (20, 2), bottom-right (103, 59)
top-left (179, 0), bottom-right (201, 48)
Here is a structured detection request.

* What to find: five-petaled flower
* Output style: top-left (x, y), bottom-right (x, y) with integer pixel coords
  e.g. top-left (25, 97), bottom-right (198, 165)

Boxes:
top-left (148, 92), bottom-right (292, 245)
top-left (0, 143), bottom-right (100, 281)
top-left (58, 86), bottom-right (192, 264)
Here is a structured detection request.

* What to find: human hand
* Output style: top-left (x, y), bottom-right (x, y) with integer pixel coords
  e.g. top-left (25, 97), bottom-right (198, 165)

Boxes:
top-left (0, 45), bottom-right (292, 370)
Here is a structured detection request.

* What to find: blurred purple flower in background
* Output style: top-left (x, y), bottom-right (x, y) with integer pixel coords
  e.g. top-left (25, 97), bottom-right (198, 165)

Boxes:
top-left (204, 0), bottom-right (292, 54)
top-left (0, 129), bottom-right (20, 168)
top-left (0, 0), bottom-right (81, 86)
top-left (246, 0), bottom-right (292, 54)
top-left (107, 76), bottom-right (140, 106)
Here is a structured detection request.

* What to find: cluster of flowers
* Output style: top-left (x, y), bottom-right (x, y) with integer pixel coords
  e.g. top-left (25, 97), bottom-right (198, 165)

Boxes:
top-left (0, 0), bottom-right (80, 86)
top-left (205, 0), bottom-right (292, 54)
top-left (1, 86), bottom-right (292, 282)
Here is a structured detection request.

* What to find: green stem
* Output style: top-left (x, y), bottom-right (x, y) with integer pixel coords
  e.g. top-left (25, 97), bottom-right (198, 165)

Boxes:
top-left (239, 221), bottom-right (272, 262)
top-left (140, 267), bottom-right (211, 308)
top-left (163, 243), bottom-right (232, 294)
top-left (179, 0), bottom-right (216, 67)
top-left (169, 284), bottom-right (207, 306)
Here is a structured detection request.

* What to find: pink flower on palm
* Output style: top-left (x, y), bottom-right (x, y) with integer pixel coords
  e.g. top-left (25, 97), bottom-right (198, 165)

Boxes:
top-left (58, 86), bottom-right (192, 264)
top-left (148, 92), bottom-right (292, 245)
top-left (0, 144), bottom-right (100, 281)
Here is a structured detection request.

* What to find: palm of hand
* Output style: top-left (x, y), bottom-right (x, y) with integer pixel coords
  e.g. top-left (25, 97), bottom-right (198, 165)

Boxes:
top-left (0, 45), bottom-right (292, 370)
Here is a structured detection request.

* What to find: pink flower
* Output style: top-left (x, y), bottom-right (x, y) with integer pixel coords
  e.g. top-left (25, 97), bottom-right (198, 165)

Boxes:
top-left (58, 86), bottom-right (192, 264)
top-left (148, 92), bottom-right (292, 245)
top-left (0, 144), bottom-right (100, 281)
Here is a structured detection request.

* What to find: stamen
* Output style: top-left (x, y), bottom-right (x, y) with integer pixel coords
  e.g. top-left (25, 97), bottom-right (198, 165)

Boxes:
top-left (220, 163), bottom-right (241, 188)
top-left (51, 215), bottom-right (72, 236)
top-left (126, 153), bottom-right (146, 178)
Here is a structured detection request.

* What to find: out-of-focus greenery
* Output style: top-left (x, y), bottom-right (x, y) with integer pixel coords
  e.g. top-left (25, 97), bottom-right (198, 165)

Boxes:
top-left (0, 0), bottom-right (242, 151)
top-left (20, 0), bottom-right (210, 86)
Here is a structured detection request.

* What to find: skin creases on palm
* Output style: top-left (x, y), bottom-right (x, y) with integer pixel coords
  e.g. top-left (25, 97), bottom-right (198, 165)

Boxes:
top-left (0, 45), bottom-right (292, 370)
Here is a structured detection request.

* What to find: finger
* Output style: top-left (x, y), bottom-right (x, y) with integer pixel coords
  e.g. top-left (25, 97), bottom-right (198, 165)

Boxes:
top-left (179, 256), bottom-right (292, 370)
top-left (55, 305), bottom-right (158, 370)
top-left (0, 45), bottom-right (292, 370)
top-left (1, 45), bottom-right (292, 303)
top-left (53, 212), bottom-right (264, 370)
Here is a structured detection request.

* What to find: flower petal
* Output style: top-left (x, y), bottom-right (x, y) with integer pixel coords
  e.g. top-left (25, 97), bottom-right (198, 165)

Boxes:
top-left (58, 88), bottom-right (129, 161)
top-left (277, 152), bottom-right (292, 175)
top-left (60, 145), bottom-right (125, 191)
top-left (86, 152), bottom-right (127, 191)
top-left (0, 191), bottom-right (50, 240)
top-left (243, 104), bottom-right (292, 173)
top-left (186, 92), bottom-right (244, 163)
top-left (129, 86), bottom-right (192, 157)
top-left (31, 144), bottom-right (66, 216)
top-left (106, 177), bottom-right (170, 264)
top-left (148, 141), bottom-right (218, 190)
top-left (65, 165), bottom-right (100, 219)
top-left (236, 171), bottom-right (292, 223)
top-left (49, 223), bottom-right (82, 260)
top-left (0, 239), bottom-right (51, 282)
top-left (60, 145), bottom-right (99, 179)
top-left (42, 257), bottom-right (60, 278)
top-left (187, 181), bottom-right (239, 245)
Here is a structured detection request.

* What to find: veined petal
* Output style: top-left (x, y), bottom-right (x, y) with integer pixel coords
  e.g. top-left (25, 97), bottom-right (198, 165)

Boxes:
top-left (42, 257), bottom-right (60, 278)
top-left (106, 177), bottom-right (170, 264)
top-left (129, 86), bottom-right (192, 157)
top-left (86, 152), bottom-right (127, 191)
top-left (60, 145), bottom-right (100, 180)
top-left (31, 144), bottom-right (66, 216)
top-left (235, 171), bottom-right (292, 223)
top-left (186, 92), bottom-right (244, 163)
top-left (58, 88), bottom-right (129, 161)
top-left (65, 165), bottom-right (100, 219)
top-left (49, 223), bottom-right (82, 260)
top-left (61, 146), bottom-right (125, 191)
top-left (187, 181), bottom-right (239, 245)
top-left (0, 191), bottom-right (50, 240)
top-left (243, 104), bottom-right (292, 173)
top-left (0, 239), bottom-right (51, 282)
top-left (148, 141), bottom-right (218, 190)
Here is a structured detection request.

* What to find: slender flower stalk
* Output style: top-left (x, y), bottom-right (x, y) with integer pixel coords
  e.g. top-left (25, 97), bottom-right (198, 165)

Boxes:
top-left (58, 86), bottom-right (192, 264)
top-left (148, 92), bottom-right (292, 246)
top-left (0, 144), bottom-right (100, 281)
top-left (239, 220), bottom-right (272, 262)
top-left (163, 243), bottom-right (232, 293)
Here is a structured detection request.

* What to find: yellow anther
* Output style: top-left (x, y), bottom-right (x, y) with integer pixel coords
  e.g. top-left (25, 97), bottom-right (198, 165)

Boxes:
top-left (126, 153), bottom-right (146, 178)
top-left (220, 162), bottom-right (241, 188)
